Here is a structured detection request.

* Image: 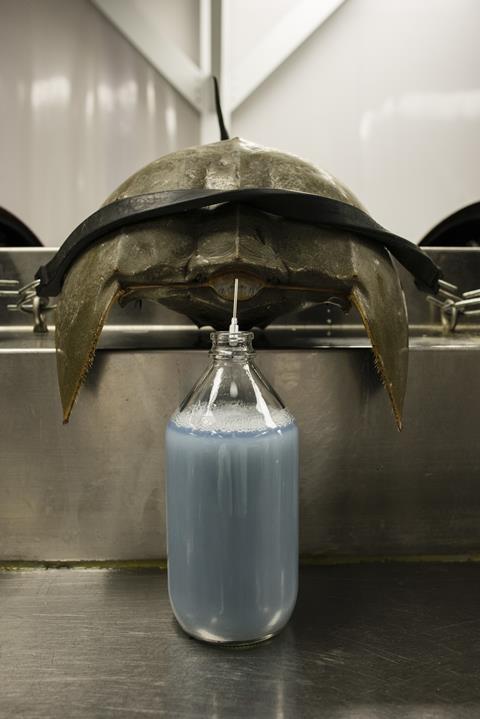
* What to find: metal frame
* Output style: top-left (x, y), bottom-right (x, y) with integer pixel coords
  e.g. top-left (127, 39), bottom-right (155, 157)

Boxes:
top-left (91, 0), bottom-right (347, 142)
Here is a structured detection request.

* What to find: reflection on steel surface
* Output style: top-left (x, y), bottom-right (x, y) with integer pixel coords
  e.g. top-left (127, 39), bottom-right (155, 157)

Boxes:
top-left (1, 248), bottom-right (479, 562)
top-left (1, 338), bottom-right (480, 561)
top-left (2, 565), bottom-right (480, 718)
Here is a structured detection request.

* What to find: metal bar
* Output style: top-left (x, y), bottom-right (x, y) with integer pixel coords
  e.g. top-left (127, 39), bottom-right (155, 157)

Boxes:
top-left (438, 288), bottom-right (462, 302)
top-left (454, 297), bottom-right (480, 309)
top-left (426, 296), bottom-right (445, 308)
top-left (438, 279), bottom-right (459, 292)
top-left (463, 289), bottom-right (480, 299)
top-left (199, 0), bottom-right (220, 144)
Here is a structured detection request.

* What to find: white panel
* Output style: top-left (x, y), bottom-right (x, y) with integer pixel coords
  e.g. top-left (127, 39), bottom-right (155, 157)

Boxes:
top-left (92, 0), bottom-right (204, 110)
top-left (232, 0), bottom-right (480, 242)
top-left (227, 0), bottom-right (297, 67)
top-left (229, 0), bottom-right (346, 110)
top-left (0, 0), bottom-right (200, 247)
top-left (131, 0), bottom-right (200, 65)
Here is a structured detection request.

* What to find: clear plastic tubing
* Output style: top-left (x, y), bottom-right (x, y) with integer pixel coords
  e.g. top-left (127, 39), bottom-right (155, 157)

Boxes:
top-left (165, 330), bottom-right (299, 645)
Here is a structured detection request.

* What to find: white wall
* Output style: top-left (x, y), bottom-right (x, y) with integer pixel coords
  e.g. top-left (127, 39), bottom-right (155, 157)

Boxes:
top-left (231, 0), bottom-right (480, 242)
top-left (0, 0), bottom-right (199, 246)
top-left (1, 0), bottom-right (479, 247)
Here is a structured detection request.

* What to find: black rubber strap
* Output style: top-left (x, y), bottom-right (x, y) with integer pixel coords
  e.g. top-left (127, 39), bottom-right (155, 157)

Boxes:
top-left (35, 188), bottom-right (442, 297)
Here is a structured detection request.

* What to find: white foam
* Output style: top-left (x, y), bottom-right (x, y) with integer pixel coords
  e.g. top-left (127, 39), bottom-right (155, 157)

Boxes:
top-left (170, 403), bottom-right (295, 433)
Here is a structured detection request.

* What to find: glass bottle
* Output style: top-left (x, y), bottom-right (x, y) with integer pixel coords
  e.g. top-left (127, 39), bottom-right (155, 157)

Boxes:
top-left (165, 331), bottom-right (299, 645)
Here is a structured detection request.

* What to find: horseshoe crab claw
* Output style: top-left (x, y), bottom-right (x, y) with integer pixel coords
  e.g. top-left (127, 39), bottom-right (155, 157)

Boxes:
top-left (52, 138), bottom-right (412, 427)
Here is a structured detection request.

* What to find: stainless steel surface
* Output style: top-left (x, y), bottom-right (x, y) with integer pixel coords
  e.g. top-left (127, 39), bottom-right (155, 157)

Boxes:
top-left (1, 248), bottom-right (480, 560)
top-left (2, 565), bottom-right (480, 718)
top-left (1, 336), bottom-right (480, 560)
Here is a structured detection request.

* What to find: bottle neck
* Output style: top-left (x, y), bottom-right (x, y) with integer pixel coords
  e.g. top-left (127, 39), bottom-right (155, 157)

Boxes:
top-left (209, 331), bottom-right (255, 362)
top-left (177, 329), bottom-right (288, 416)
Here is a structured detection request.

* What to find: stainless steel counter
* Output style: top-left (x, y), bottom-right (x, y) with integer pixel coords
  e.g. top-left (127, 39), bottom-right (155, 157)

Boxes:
top-left (2, 564), bottom-right (480, 718)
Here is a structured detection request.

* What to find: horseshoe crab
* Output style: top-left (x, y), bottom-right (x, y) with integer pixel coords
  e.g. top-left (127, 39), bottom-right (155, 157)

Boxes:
top-left (36, 138), bottom-right (441, 428)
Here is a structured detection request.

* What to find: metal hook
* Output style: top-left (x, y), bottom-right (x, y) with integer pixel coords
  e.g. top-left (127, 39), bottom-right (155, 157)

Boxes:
top-left (427, 279), bottom-right (480, 332)
top-left (3, 278), bottom-right (56, 334)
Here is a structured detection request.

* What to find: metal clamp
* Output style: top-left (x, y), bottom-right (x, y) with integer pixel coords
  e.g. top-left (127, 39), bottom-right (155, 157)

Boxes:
top-left (0, 279), bottom-right (56, 334)
top-left (427, 279), bottom-right (480, 332)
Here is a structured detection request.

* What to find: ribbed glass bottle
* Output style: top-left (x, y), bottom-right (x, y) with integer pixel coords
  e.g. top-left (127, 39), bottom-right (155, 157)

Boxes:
top-left (165, 331), bottom-right (298, 644)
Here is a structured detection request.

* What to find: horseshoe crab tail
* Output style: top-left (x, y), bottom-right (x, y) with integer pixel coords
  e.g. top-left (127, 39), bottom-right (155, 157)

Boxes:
top-left (350, 254), bottom-right (409, 431)
top-left (55, 250), bottom-right (121, 423)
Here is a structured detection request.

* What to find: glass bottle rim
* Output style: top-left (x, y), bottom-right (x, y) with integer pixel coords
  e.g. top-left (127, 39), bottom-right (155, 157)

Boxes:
top-left (209, 330), bottom-right (255, 356)
top-left (210, 331), bottom-right (254, 343)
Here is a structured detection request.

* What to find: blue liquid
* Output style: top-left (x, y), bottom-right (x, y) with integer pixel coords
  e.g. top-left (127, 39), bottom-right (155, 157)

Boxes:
top-left (165, 419), bottom-right (299, 644)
